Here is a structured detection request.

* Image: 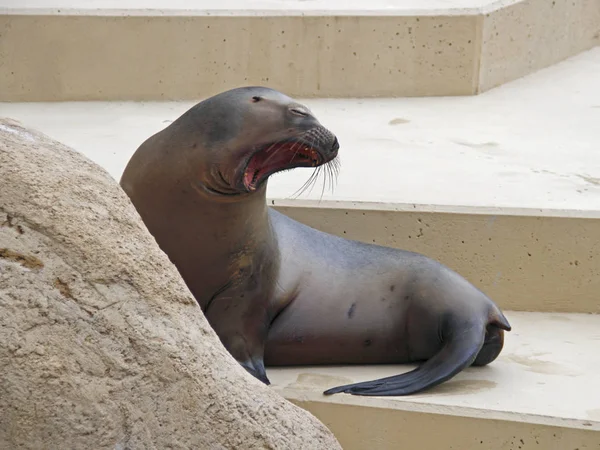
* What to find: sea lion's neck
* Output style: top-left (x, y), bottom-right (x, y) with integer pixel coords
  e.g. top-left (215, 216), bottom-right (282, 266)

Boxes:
top-left (170, 181), bottom-right (275, 310)
top-left (122, 131), bottom-right (278, 310)
top-left (192, 187), bottom-right (270, 247)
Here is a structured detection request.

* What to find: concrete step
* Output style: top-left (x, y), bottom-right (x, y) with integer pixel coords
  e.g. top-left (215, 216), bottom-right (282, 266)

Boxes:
top-left (0, 48), bottom-right (599, 314)
top-left (1, 0), bottom-right (598, 101)
top-left (268, 311), bottom-right (600, 450)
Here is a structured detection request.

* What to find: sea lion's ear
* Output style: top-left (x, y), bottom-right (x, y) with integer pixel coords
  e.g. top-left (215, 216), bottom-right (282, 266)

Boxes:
top-left (251, 96), bottom-right (262, 103)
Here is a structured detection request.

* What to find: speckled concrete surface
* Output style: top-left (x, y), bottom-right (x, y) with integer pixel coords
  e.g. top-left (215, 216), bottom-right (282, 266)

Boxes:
top-left (268, 311), bottom-right (600, 430)
top-left (266, 311), bottom-right (600, 449)
top-left (1, 47), bottom-right (598, 212)
top-left (478, 0), bottom-right (600, 92)
top-left (0, 13), bottom-right (482, 100)
top-left (2, 0), bottom-right (597, 100)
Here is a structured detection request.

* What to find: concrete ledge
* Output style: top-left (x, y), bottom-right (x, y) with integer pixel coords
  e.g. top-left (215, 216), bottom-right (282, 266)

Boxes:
top-left (1, 0), bottom-right (598, 101)
top-left (284, 401), bottom-right (600, 450)
top-left (268, 311), bottom-right (600, 449)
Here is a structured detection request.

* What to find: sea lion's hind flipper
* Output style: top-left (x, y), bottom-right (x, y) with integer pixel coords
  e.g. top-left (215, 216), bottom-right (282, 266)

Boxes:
top-left (323, 322), bottom-right (485, 397)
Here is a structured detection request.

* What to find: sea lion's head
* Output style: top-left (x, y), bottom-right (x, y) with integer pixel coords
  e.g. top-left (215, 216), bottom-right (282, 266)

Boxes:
top-left (172, 86), bottom-right (340, 196)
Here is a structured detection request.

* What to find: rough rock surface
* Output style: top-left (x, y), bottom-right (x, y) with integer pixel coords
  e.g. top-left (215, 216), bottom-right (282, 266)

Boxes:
top-left (0, 118), bottom-right (341, 450)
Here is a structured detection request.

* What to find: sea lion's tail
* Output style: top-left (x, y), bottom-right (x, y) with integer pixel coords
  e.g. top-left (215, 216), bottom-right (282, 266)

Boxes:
top-left (323, 311), bottom-right (510, 397)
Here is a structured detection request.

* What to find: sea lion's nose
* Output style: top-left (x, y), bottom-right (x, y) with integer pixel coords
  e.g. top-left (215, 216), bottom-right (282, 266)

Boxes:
top-left (331, 136), bottom-right (340, 152)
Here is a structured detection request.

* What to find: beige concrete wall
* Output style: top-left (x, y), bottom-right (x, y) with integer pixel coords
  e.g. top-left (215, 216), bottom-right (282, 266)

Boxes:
top-left (289, 399), bottom-right (600, 450)
top-left (0, 14), bottom-right (479, 101)
top-left (273, 205), bottom-right (600, 314)
top-left (0, 1), bottom-right (597, 101)
top-left (478, 0), bottom-right (600, 92)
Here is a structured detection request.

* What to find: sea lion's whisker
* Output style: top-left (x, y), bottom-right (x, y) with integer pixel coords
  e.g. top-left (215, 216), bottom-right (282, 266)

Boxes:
top-left (260, 140), bottom-right (287, 166)
top-left (288, 129), bottom-right (315, 165)
top-left (330, 157), bottom-right (341, 193)
top-left (290, 138), bottom-right (322, 199)
top-left (310, 167), bottom-right (323, 198)
top-left (290, 133), bottom-right (318, 195)
top-left (325, 155), bottom-right (335, 194)
top-left (327, 162), bottom-right (335, 194)
top-left (319, 169), bottom-right (326, 202)
top-left (260, 129), bottom-right (309, 167)
top-left (291, 167), bottom-right (319, 199)
top-left (300, 134), bottom-right (323, 198)
top-left (288, 140), bottom-right (303, 164)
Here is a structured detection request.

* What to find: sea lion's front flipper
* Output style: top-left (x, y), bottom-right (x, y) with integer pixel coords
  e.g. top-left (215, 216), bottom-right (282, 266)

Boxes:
top-left (241, 356), bottom-right (270, 385)
top-left (323, 318), bottom-right (489, 397)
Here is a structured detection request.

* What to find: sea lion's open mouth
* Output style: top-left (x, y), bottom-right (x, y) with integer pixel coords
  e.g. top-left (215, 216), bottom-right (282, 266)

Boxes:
top-left (243, 139), bottom-right (323, 191)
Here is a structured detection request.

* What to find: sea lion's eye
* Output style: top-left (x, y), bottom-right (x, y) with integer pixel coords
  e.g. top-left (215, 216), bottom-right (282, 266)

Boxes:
top-left (251, 96), bottom-right (262, 103)
top-left (290, 107), bottom-right (309, 117)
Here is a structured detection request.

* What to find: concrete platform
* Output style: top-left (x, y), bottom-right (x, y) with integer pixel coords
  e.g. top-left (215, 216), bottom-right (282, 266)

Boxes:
top-left (1, 0), bottom-right (598, 100)
top-left (1, 48), bottom-right (599, 315)
top-left (267, 311), bottom-right (600, 449)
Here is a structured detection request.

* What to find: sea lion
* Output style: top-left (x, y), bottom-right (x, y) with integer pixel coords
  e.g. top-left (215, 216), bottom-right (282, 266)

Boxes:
top-left (120, 86), bottom-right (511, 396)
